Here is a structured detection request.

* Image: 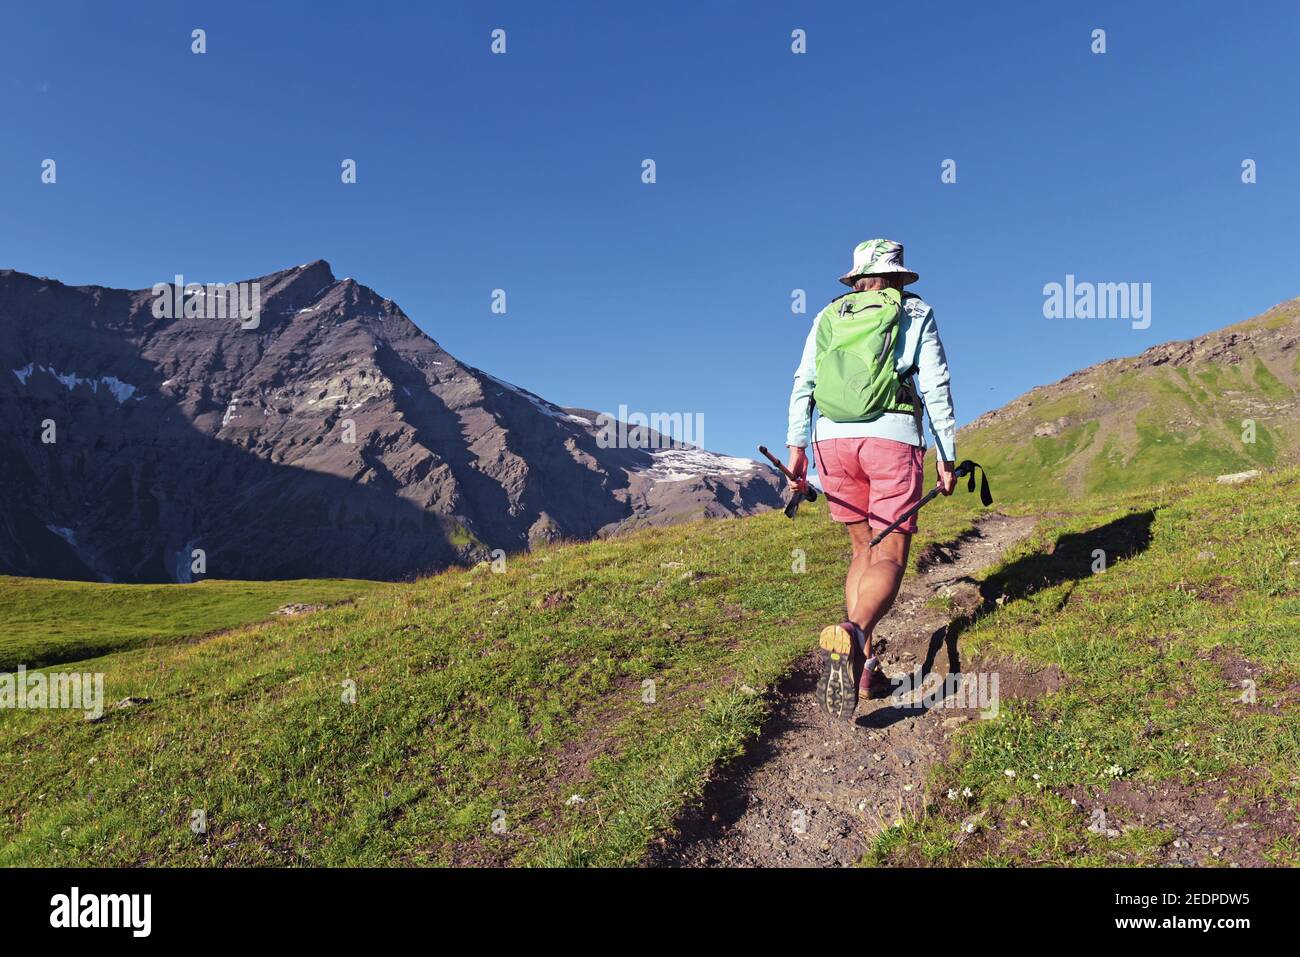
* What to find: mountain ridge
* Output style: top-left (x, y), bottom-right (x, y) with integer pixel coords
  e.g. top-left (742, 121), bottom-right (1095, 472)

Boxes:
top-left (956, 296), bottom-right (1300, 499)
top-left (0, 261), bottom-right (781, 582)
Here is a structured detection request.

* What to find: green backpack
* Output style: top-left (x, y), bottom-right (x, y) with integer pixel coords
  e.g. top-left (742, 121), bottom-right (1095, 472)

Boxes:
top-left (812, 287), bottom-right (917, 423)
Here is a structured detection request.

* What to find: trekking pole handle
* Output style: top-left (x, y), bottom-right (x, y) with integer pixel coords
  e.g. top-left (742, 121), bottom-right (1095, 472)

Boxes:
top-left (758, 445), bottom-right (818, 502)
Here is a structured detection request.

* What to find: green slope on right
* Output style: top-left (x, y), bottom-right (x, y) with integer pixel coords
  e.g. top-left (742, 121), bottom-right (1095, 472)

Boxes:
top-left (869, 467), bottom-right (1300, 867)
top-left (955, 298), bottom-right (1300, 502)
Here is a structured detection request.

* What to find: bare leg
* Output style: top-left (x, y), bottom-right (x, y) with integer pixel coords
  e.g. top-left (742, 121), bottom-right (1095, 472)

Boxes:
top-left (844, 522), bottom-right (911, 656)
top-left (843, 524), bottom-right (873, 625)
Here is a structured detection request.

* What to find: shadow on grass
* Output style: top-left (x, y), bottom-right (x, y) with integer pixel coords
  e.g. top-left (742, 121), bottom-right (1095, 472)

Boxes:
top-left (648, 510), bottom-right (1162, 855)
top-left (859, 509), bottom-right (1157, 729)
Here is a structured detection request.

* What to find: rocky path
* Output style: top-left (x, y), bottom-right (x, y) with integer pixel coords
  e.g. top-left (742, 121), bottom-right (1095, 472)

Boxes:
top-left (647, 513), bottom-right (1038, 868)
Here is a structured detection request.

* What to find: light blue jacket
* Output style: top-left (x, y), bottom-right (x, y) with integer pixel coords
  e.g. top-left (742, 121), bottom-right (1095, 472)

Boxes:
top-left (787, 292), bottom-right (957, 461)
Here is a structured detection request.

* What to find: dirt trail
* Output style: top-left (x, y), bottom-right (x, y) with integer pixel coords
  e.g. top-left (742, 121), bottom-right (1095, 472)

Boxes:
top-left (647, 513), bottom-right (1038, 868)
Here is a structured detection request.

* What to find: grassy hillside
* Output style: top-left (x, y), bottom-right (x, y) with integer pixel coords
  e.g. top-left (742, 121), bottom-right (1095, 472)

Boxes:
top-left (870, 468), bottom-right (1300, 866)
top-left (0, 495), bottom-right (982, 867)
top-left (958, 299), bottom-right (1300, 502)
top-left (0, 577), bottom-right (383, 671)
top-left (4, 466), bottom-right (1295, 867)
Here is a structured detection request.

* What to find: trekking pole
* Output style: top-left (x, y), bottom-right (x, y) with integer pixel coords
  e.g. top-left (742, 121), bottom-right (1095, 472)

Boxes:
top-left (758, 446), bottom-right (818, 501)
top-left (760, 445), bottom-right (881, 520)
top-left (868, 459), bottom-right (993, 547)
top-left (758, 445), bottom-right (818, 518)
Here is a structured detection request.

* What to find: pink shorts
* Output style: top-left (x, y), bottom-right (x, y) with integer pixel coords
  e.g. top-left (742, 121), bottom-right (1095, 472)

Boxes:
top-left (813, 437), bottom-right (925, 531)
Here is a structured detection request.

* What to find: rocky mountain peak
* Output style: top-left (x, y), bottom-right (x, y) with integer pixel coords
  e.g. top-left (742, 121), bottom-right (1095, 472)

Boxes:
top-left (0, 264), bottom-right (780, 582)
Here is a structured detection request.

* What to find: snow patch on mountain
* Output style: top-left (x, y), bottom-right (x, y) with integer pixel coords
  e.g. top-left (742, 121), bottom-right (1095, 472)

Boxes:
top-left (640, 448), bottom-right (761, 483)
top-left (481, 372), bottom-right (592, 425)
top-left (12, 363), bottom-right (138, 404)
top-left (221, 399), bottom-right (241, 428)
top-left (46, 525), bottom-right (77, 546)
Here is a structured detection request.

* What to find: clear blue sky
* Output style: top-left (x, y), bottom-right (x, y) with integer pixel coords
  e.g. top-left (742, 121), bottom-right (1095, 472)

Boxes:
top-left (4, 1), bottom-right (1298, 458)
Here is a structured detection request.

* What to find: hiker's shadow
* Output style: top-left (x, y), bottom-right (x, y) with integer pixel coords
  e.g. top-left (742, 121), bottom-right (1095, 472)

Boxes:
top-left (855, 509), bottom-right (1157, 730)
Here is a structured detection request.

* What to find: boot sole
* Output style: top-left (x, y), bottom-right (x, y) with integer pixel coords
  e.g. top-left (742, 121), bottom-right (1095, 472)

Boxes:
top-left (816, 624), bottom-right (859, 721)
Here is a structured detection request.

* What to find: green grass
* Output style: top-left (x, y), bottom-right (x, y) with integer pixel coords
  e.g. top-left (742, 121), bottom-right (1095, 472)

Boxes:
top-left (1252, 357), bottom-right (1289, 399)
top-left (6, 465), bottom-right (1294, 868)
top-left (0, 496), bottom-right (981, 867)
top-left (961, 373), bottom-right (1292, 504)
top-left (0, 577), bottom-right (382, 671)
top-left (956, 306), bottom-right (1300, 505)
top-left (866, 468), bottom-right (1300, 867)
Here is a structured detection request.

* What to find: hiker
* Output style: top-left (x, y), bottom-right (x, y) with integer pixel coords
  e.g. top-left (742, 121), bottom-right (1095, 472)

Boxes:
top-left (786, 239), bottom-right (957, 720)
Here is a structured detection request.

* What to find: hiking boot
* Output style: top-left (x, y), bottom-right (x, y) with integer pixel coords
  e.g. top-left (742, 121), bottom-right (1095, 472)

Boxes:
top-left (860, 662), bottom-right (895, 700)
top-left (816, 622), bottom-right (863, 721)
